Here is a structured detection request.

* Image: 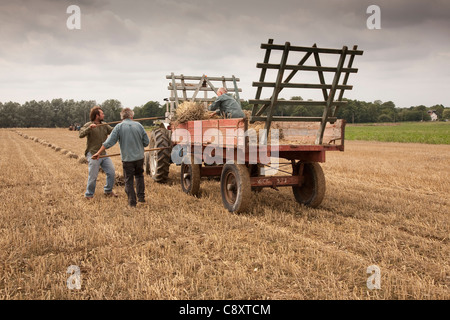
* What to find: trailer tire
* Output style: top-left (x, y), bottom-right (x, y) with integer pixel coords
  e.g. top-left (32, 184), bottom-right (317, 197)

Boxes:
top-left (180, 154), bottom-right (201, 196)
top-left (292, 162), bottom-right (325, 208)
top-left (220, 164), bottom-right (251, 213)
top-left (147, 128), bottom-right (171, 183)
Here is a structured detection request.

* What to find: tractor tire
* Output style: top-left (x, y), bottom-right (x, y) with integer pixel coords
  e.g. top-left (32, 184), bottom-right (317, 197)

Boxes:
top-left (180, 154), bottom-right (201, 196)
top-left (147, 128), bottom-right (171, 183)
top-left (220, 164), bottom-right (252, 213)
top-left (292, 162), bottom-right (325, 208)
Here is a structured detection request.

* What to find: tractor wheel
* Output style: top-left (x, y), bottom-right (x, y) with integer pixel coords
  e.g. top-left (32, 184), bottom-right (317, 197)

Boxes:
top-left (220, 164), bottom-right (252, 213)
top-left (147, 128), bottom-right (171, 183)
top-left (292, 162), bottom-right (325, 208)
top-left (180, 154), bottom-right (201, 196)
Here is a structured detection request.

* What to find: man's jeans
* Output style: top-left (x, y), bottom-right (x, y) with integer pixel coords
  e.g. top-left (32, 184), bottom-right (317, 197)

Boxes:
top-left (85, 152), bottom-right (115, 198)
top-left (123, 159), bottom-right (145, 207)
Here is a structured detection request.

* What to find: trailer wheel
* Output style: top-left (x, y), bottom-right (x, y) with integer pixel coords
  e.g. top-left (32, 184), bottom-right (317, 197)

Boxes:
top-left (180, 154), bottom-right (201, 196)
top-left (292, 162), bottom-right (325, 208)
top-left (147, 128), bottom-right (171, 183)
top-left (220, 164), bottom-right (251, 213)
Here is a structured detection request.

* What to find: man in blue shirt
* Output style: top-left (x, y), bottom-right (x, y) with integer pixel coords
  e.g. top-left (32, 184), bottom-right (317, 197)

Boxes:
top-left (207, 87), bottom-right (245, 118)
top-left (92, 108), bottom-right (150, 207)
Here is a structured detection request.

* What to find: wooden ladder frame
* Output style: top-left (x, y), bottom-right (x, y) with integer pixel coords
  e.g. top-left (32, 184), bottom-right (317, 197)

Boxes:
top-left (249, 39), bottom-right (363, 144)
top-left (166, 73), bottom-right (243, 110)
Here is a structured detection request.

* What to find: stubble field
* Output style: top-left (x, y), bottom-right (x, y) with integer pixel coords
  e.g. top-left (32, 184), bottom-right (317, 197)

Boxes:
top-left (0, 128), bottom-right (448, 300)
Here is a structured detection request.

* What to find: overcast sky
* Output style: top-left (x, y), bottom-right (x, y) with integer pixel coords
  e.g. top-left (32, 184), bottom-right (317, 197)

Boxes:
top-left (1, 0), bottom-right (449, 109)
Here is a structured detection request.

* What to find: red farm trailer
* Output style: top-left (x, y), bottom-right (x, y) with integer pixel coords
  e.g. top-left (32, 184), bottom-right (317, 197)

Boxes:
top-left (145, 39), bottom-right (363, 213)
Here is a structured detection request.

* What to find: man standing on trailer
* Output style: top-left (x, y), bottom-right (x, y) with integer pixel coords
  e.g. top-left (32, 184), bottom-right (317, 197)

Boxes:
top-left (79, 106), bottom-right (117, 200)
top-left (207, 87), bottom-right (245, 118)
top-left (91, 108), bottom-right (149, 208)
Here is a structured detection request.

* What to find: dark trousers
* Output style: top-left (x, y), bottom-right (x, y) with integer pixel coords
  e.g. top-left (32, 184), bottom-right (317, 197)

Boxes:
top-left (122, 159), bottom-right (145, 207)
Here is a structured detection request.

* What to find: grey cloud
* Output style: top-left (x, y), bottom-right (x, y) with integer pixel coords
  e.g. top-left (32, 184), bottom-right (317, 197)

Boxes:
top-left (0, 0), bottom-right (449, 108)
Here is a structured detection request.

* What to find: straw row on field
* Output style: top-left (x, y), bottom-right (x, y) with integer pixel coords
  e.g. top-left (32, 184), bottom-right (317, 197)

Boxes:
top-left (15, 130), bottom-right (85, 162)
top-left (14, 130), bottom-right (125, 184)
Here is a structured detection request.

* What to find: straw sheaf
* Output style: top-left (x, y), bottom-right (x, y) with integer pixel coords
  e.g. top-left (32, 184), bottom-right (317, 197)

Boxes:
top-left (175, 101), bottom-right (207, 123)
top-left (66, 152), bottom-right (79, 159)
top-left (78, 156), bottom-right (89, 164)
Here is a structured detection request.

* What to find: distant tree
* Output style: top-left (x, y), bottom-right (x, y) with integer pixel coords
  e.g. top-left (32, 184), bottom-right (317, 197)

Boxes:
top-left (412, 105), bottom-right (430, 121)
top-left (336, 98), bottom-right (359, 123)
top-left (378, 114), bottom-right (393, 123)
top-left (101, 99), bottom-right (122, 122)
top-left (403, 110), bottom-right (429, 121)
top-left (292, 105), bottom-right (308, 116)
top-left (133, 101), bottom-right (164, 126)
top-left (0, 102), bottom-right (21, 127)
top-left (1, 97), bottom-right (445, 128)
top-left (442, 109), bottom-right (450, 120)
top-left (240, 100), bottom-right (252, 111)
top-left (20, 100), bottom-right (53, 127)
top-left (77, 100), bottom-right (97, 125)
top-left (380, 101), bottom-right (396, 122)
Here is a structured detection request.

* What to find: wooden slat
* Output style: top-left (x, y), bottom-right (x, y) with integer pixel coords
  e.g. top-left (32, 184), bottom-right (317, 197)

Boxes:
top-left (253, 38), bottom-right (274, 118)
top-left (313, 46), bottom-right (329, 103)
top-left (191, 75), bottom-right (205, 100)
top-left (252, 82), bottom-right (353, 90)
top-left (166, 75), bottom-right (240, 81)
top-left (232, 75), bottom-right (242, 108)
top-left (180, 74), bottom-right (187, 100)
top-left (250, 116), bottom-right (337, 122)
top-left (261, 43), bottom-right (363, 55)
top-left (263, 41), bottom-right (290, 144)
top-left (169, 97), bottom-right (245, 103)
top-left (168, 86), bottom-right (242, 92)
top-left (315, 46), bottom-right (348, 145)
top-left (170, 72), bottom-right (179, 108)
top-left (249, 100), bottom-right (348, 106)
top-left (256, 63), bottom-right (358, 73)
top-left (333, 45), bottom-right (358, 117)
top-left (206, 78), bottom-right (218, 94)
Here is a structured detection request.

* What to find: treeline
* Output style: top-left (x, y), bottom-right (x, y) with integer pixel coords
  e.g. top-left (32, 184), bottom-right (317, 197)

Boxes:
top-left (241, 97), bottom-right (448, 123)
top-left (0, 97), bottom-right (448, 128)
top-left (0, 99), bottom-right (165, 128)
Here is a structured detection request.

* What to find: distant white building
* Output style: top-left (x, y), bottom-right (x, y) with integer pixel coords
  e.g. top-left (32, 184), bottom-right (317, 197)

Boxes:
top-left (428, 110), bottom-right (438, 121)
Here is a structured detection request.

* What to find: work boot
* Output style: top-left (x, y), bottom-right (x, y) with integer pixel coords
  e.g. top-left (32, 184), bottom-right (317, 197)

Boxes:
top-left (104, 191), bottom-right (118, 198)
